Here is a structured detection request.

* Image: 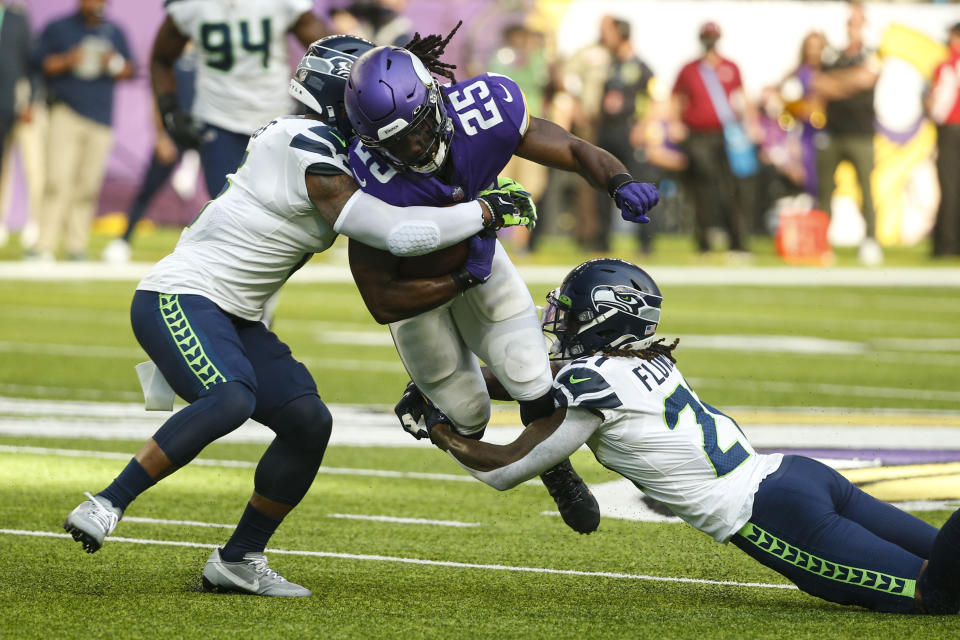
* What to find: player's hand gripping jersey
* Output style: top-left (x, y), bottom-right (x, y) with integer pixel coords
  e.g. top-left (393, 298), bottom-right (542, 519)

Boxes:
top-left (139, 117), bottom-right (347, 320)
top-left (165, 0), bottom-right (312, 135)
top-left (348, 73), bottom-right (529, 206)
top-left (553, 355), bottom-right (783, 542)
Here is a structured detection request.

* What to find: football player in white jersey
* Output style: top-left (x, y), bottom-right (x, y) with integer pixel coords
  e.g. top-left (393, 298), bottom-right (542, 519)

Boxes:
top-left (151, 0), bottom-right (327, 198)
top-left (406, 258), bottom-right (960, 615)
top-left (62, 36), bottom-right (533, 598)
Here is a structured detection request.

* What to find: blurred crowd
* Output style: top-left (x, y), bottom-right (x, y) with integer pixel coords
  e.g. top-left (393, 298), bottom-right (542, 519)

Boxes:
top-left (1, 0), bottom-right (959, 264)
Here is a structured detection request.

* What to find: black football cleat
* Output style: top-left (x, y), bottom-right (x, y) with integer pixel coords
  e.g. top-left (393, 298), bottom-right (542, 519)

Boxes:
top-left (540, 459), bottom-right (600, 534)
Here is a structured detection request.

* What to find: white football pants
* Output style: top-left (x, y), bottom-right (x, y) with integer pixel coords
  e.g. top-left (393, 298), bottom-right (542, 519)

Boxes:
top-left (388, 240), bottom-right (552, 434)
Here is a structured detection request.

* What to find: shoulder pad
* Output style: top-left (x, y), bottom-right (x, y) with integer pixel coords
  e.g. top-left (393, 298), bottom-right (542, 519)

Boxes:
top-left (553, 362), bottom-right (621, 410)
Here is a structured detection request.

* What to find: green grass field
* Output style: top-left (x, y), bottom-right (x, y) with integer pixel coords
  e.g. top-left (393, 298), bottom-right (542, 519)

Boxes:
top-left (1, 231), bottom-right (959, 638)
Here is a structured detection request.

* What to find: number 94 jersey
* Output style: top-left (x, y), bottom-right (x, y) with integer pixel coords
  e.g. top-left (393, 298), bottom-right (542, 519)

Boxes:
top-left (348, 73), bottom-right (530, 207)
top-left (165, 0), bottom-right (312, 135)
top-left (553, 355), bottom-right (783, 543)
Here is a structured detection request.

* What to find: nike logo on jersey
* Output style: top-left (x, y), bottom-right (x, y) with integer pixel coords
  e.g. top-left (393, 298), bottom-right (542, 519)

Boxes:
top-left (498, 83), bottom-right (514, 103)
top-left (355, 174), bottom-right (367, 187)
top-left (569, 374), bottom-right (592, 384)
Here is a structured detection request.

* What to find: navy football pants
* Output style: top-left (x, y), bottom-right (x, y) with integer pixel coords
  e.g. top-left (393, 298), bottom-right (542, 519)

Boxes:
top-left (130, 290), bottom-right (330, 505)
top-left (732, 455), bottom-right (937, 613)
top-left (198, 124), bottom-right (249, 198)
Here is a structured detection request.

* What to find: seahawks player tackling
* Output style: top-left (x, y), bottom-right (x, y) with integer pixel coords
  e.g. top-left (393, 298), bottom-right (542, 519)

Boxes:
top-left (62, 36), bottom-right (532, 597)
top-left (408, 258), bottom-right (960, 614)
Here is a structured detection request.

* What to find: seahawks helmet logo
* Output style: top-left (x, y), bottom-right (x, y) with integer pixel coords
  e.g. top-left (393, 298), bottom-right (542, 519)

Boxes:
top-left (329, 56), bottom-right (353, 77)
top-left (592, 285), bottom-right (660, 319)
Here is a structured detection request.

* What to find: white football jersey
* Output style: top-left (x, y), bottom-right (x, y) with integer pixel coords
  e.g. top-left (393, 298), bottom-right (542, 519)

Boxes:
top-left (165, 0), bottom-right (312, 135)
top-left (553, 354), bottom-right (783, 542)
top-left (138, 117), bottom-right (348, 320)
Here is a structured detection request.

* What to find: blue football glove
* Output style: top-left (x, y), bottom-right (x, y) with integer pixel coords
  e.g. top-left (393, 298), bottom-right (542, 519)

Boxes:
top-left (452, 230), bottom-right (497, 290)
top-left (610, 178), bottom-right (659, 224)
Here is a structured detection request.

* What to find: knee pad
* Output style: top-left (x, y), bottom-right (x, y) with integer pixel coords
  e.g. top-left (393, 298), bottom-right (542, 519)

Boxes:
top-left (270, 394), bottom-right (332, 457)
top-left (502, 338), bottom-right (552, 388)
top-left (204, 380), bottom-right (257, 427)
top-left (444, 390), bottom-right (490, 437)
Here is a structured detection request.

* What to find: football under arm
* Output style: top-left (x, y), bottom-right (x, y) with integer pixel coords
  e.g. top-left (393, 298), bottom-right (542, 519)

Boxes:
top-left (348, 239), bottom-right (465, 324)
top-left (429, 407), bottom-right (602, 491)
top-left (334, 189), bottom-right (488, 257)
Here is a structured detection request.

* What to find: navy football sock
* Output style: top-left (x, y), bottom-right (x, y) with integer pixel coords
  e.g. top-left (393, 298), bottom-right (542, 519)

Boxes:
top-left (98, 458), bottom-right (156, 512)
top-left (221, 503), bottom-right (283, 562)
top-left (919, 509), bottom-right (960, 614)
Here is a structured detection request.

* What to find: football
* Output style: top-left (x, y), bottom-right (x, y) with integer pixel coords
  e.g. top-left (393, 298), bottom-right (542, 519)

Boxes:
top-left (398, 240), bottom-right (469, 278)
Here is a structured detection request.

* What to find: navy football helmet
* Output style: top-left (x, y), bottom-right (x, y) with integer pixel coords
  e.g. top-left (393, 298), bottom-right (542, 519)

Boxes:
top-left (542, 259), bottom-right (663, 360)
top-left (344, 46), bottom-right (454, 175)
top-left (288, 35), bottom-right (376, 136)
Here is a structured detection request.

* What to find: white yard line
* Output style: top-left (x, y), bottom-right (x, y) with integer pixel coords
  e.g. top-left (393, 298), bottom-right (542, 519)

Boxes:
top-left (123, 516), bottom-right (234, 529)
top-left (4, 261), bottom-right (960, 286)
top-left (0, 528), bottom-right (797, 590)
top-left (326, 514), bottom-right (482, 527)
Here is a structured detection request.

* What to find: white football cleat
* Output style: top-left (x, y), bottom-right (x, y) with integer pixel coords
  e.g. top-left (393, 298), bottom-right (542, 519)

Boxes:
top-left (63, 492), bottom-right (123, 553)
top-left (201, 548), bottom-right (312, 597)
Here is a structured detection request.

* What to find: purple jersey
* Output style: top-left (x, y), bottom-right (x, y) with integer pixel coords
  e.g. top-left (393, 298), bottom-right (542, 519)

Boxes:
top-left (348, 73), bottom-right (529, 206)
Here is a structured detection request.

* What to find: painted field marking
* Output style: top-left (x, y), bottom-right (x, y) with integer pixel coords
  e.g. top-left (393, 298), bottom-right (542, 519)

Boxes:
top-left (124, 516), bottom-right (234, 529)
top-left (327, 514), bottom-right (482, 527)
top-left (0, 444), bottom-right (536, 484)
top-left (0, 528), bottom-right (796, 591)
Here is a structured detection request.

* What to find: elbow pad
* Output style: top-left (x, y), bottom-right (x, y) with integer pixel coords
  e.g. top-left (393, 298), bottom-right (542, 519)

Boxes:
top-left (385, 222), bottom-right (441, 257)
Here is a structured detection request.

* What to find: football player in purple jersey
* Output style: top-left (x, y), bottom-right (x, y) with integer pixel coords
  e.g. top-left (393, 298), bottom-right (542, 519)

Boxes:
top-left (342, 24), bottom-right (660, 534)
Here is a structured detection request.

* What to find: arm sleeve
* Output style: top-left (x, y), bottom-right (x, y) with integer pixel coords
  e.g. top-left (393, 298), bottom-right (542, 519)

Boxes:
top-left (333, 190), bottom-right (485, 257)
top-left (457, 408), bottom-right (602, 491)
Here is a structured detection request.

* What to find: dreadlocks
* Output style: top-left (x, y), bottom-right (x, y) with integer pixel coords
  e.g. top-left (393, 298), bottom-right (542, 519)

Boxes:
top-left (602, 338), bottom-right (680, 364)
top-left (403, 20), bottom-right (462, 83)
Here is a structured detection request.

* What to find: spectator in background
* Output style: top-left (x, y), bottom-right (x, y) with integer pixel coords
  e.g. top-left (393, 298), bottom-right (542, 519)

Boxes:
top-left (557, 27), bottom-right (610, 252)
top-left (780, 32), bottom-right (828, 199)
top-left (343, 0), bottom-right (412, 48)
top-left (32, 0), bottom-right (135, 261)
top-left (595, 15), bottom-right (656, 254)
top-left (489, 24), bottom-right (550, 253)
top-left (815, 2), bottom-right (881, 265)
top-left (0, 0), bottom-right (34, 248)
top-left (928, 22), bottom-right (960, 258)
top-left (0, 1), bottom-right (31, 185)
top-left (102, 47), bottom-right (198, 264)
top-left (672, 21), bottom-right (758, 257)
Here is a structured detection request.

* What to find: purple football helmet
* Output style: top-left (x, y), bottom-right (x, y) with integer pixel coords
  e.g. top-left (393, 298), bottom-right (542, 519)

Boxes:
top-left (344, 46), bottom-right (454, 175)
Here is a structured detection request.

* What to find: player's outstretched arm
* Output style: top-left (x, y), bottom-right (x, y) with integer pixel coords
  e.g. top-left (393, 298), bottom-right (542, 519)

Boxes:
top-left (515, 117), bottom-right (659, 222)
top-left (310, 173), bottom-right (525, 257)
top-left (428, 407), bottom-right (600, 490)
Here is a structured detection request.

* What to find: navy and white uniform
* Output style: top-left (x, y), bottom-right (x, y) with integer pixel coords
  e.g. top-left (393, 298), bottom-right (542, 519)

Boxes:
top-left (134, 116), bottom-right (488, 412)
top-left (164, 0), bottom-right (313, 196)
top-left (460, 354), bottom-right (938, 613)
top-left (349, 73), bottom-right (549, 433)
